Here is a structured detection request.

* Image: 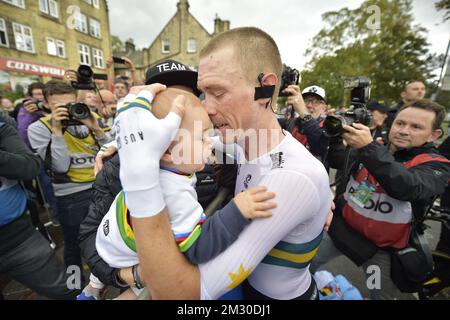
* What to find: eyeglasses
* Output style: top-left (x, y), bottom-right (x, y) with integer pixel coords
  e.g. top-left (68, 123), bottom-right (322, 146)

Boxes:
top-left (304, 99), bottom-right (324, 106)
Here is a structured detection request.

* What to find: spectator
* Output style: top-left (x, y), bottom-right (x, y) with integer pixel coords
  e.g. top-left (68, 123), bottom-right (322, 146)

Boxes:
top-left (311, 99), bottom-right (450, 299)
top-left (1, 97), bottom-right (14, 114)
top-left (113, 79), bottom-right (129, 101)
top-left (283, 85), bottom-right (328, 161)
top-left (97, 90), bottom-right (117, 126)
top-left (0, 120), bottom-right (79, 299)
top-left (83, 91), bottom-right (100, 113)
top-left (387, 80), bottom-right (426, 128)
top-left (366, 100), bottom-right (389, 145)
top-left (17, 82), bottom-right (46, 148)
top-left (16, 82), bottom-right (60, 226)
top-left (28, 80), bottom-right (113, 275)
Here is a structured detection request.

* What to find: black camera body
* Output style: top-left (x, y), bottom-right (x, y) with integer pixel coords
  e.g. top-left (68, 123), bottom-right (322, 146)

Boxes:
top-left (71, 65), bottom-right (108, 90)
top-left (279, 64), bottom-right (300, 97)
top-left (61, 102), bottom-right (91, 127)
top-left (323, 76), bottom-right (373, 138)
top-left (24, 99), bottom-right (48, 112)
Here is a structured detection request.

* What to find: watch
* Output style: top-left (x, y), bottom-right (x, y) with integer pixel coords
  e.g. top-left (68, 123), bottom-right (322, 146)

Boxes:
top-left (132, 264), bottom-right (144, 289)
top-left (300, 114), bottom-right (313, 122)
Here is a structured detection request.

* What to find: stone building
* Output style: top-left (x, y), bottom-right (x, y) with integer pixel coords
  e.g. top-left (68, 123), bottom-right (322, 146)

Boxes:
top-left (114, 0), bottom-right (230, 82)
top-left (0, 0), bottom-right (112, 93)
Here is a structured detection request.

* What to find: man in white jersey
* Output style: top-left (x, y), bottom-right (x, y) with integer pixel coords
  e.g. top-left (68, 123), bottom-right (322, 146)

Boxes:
top-left (117, 27), bottom-right (332, 299)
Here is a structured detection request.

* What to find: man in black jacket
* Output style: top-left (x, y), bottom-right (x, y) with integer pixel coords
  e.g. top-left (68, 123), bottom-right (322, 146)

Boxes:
top-left (311, 99), bottom-right (450, 300)
top-left (0, 121), bottom-right (78, 299)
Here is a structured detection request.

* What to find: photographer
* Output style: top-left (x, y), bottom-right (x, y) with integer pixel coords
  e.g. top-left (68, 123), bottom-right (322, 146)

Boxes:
top-left (284, 85), bottom-right (329, 161)
top-left (28, 80), bottom-right (113, 274)
top-left (0, 120), bottom-right (78, 299)
top-left (311, 99), bottom-right (450, 299)
top-left (17, 82), bottom-right (46, 148)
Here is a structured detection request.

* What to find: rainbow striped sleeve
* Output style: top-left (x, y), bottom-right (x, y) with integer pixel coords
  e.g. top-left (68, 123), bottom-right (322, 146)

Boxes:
top-left (174, 214), bottom-right (207, 253)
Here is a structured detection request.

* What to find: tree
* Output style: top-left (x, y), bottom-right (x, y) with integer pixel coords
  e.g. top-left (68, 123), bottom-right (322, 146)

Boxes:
top-left (435, 0), bottom-right (450, 21)
top-left (301, 0), bottom-right (436, 107)
top-left (111, 35), bottom-right (125, 53)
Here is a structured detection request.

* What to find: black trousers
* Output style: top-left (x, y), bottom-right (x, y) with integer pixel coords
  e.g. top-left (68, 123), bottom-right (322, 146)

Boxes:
top-left (0, 230), bottom-right (79, 299)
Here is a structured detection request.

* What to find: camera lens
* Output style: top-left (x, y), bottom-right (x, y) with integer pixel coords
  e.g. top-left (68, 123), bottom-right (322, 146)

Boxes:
top-left (78, 65), bottom-right (93, 78)
top-left (324, 115), bottom-right (346, 137)
top-left (68, 103), bottom-right (90, 120)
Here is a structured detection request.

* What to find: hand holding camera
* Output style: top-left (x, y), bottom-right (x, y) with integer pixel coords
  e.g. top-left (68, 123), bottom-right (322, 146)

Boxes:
top-left (284, 85), bottom-right (309, 116)
top-left (342, 123), bottom-right (373, 149)
top-left (24, 99), bottom-right (47, 115)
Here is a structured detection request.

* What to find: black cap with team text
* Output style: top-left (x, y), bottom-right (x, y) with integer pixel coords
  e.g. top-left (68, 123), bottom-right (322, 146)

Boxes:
top-left (145, 59), bottom-right (201, 96)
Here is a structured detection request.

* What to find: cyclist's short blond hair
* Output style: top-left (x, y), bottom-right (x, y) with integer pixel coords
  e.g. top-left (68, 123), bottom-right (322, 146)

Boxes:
top-left (200, 27), bottom-right (283, 100)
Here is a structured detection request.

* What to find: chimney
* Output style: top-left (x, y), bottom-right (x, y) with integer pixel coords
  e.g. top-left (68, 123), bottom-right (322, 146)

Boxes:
top-left (223, 20), bottom-right (230, 31)
top-left (214, 14), bottom-right (223, 35)
top-left (125, 38), bottom-right (135, 52)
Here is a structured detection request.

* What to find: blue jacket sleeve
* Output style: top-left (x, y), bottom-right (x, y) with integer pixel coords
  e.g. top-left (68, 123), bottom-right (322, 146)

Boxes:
top-left (183, 200), bottom-right (250, 264)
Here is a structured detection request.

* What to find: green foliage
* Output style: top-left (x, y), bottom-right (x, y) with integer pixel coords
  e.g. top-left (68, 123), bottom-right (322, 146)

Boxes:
top-left (435, 0), bottom-right (450, 20)
top-left (301, 0), bottom-right (437, 107)
top-left (111, 35), bottom-right (125, 53)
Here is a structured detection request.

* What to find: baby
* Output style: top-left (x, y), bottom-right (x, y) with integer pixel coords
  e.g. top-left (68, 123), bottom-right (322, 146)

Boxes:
top-left (79, 87), bottom-right (276, 300)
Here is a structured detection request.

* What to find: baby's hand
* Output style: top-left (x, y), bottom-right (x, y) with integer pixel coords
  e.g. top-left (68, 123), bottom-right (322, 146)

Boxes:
top-left (233, 186), bottom-right (276, 220)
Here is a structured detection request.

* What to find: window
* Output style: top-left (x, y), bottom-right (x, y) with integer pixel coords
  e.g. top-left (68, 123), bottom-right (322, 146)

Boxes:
top-left (89, 18), bottom-right (101, 38)
top-left (13, 23), bottom-right (34, 53)
top-left (39, 0), bottom-right (59, 18)
top-left (187, 38), bottom-right (197, 53)
top-left (2, 0), bottom-right (25, 9)
top-left (162, 40), bottom-right (170, 54)
top-left (46, 37), bottom-right (56, 55)
top-left (92, 48), bottom-right (104, 69)
top-left (75, 11), bottom-right (88, 33)
top-left (0, 18), bottom-right (8, 47)
top-left (83, 0), bottom-right (99, 8)
top-left (46, 37), bottom-right (65, 57)
top-left (78, 43), bottom-right (91, 65)
top-left (56, 40), bottom-right (65, 57)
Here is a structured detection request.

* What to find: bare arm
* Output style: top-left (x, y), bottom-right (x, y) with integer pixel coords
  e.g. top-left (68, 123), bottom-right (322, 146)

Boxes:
top-left (133, 211), bottom-right (200, 299)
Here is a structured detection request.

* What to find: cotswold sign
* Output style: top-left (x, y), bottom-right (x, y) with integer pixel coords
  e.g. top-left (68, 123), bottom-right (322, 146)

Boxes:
top-left (0, 57), bottom-right (65, 78)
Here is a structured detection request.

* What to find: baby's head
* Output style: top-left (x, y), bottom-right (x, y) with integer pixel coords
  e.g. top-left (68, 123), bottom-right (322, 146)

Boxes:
top-left (152, 87), bottom-right (212, 174)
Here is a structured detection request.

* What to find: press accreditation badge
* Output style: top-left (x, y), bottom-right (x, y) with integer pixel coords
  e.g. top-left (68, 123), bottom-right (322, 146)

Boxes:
top-left (350, 180), bottom-right (376, 208)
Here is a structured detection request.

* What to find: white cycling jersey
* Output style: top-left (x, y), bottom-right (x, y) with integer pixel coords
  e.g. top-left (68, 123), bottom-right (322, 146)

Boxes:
top-left (200, 131), bottom-right (332, 300)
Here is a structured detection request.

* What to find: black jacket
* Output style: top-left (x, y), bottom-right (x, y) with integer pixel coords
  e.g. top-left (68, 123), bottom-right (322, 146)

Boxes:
top-left (78, 155), bottom-right (222, 287)
top-left (329, 139), bottom-right (450, 220)
top-left (0, 122), bottom-right (41, 255)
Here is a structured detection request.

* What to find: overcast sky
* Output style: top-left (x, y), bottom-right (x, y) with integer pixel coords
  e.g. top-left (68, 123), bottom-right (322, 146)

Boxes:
top-left (108, 0), bottom-right (450, 72)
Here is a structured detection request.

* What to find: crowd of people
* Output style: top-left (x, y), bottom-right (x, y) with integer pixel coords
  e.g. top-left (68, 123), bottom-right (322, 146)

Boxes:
top-left (0, 26), bottom-right (449, 301)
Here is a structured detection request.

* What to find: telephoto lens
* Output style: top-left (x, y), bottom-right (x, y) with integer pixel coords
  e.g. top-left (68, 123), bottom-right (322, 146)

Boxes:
top-left (67, 102), bottom-right (91, 120)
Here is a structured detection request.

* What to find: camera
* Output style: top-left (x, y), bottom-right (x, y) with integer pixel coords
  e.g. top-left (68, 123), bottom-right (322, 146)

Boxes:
top-left (323, 76), bottom-right (373, 138)
top-left (279, 64), bottom-right (300, 97)
top-left (61, 102), bottom-right (91, 126)
top-left (71, 65), bottom-right (108, 90)
top-left (24, 99), bottom-right (48, 112)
